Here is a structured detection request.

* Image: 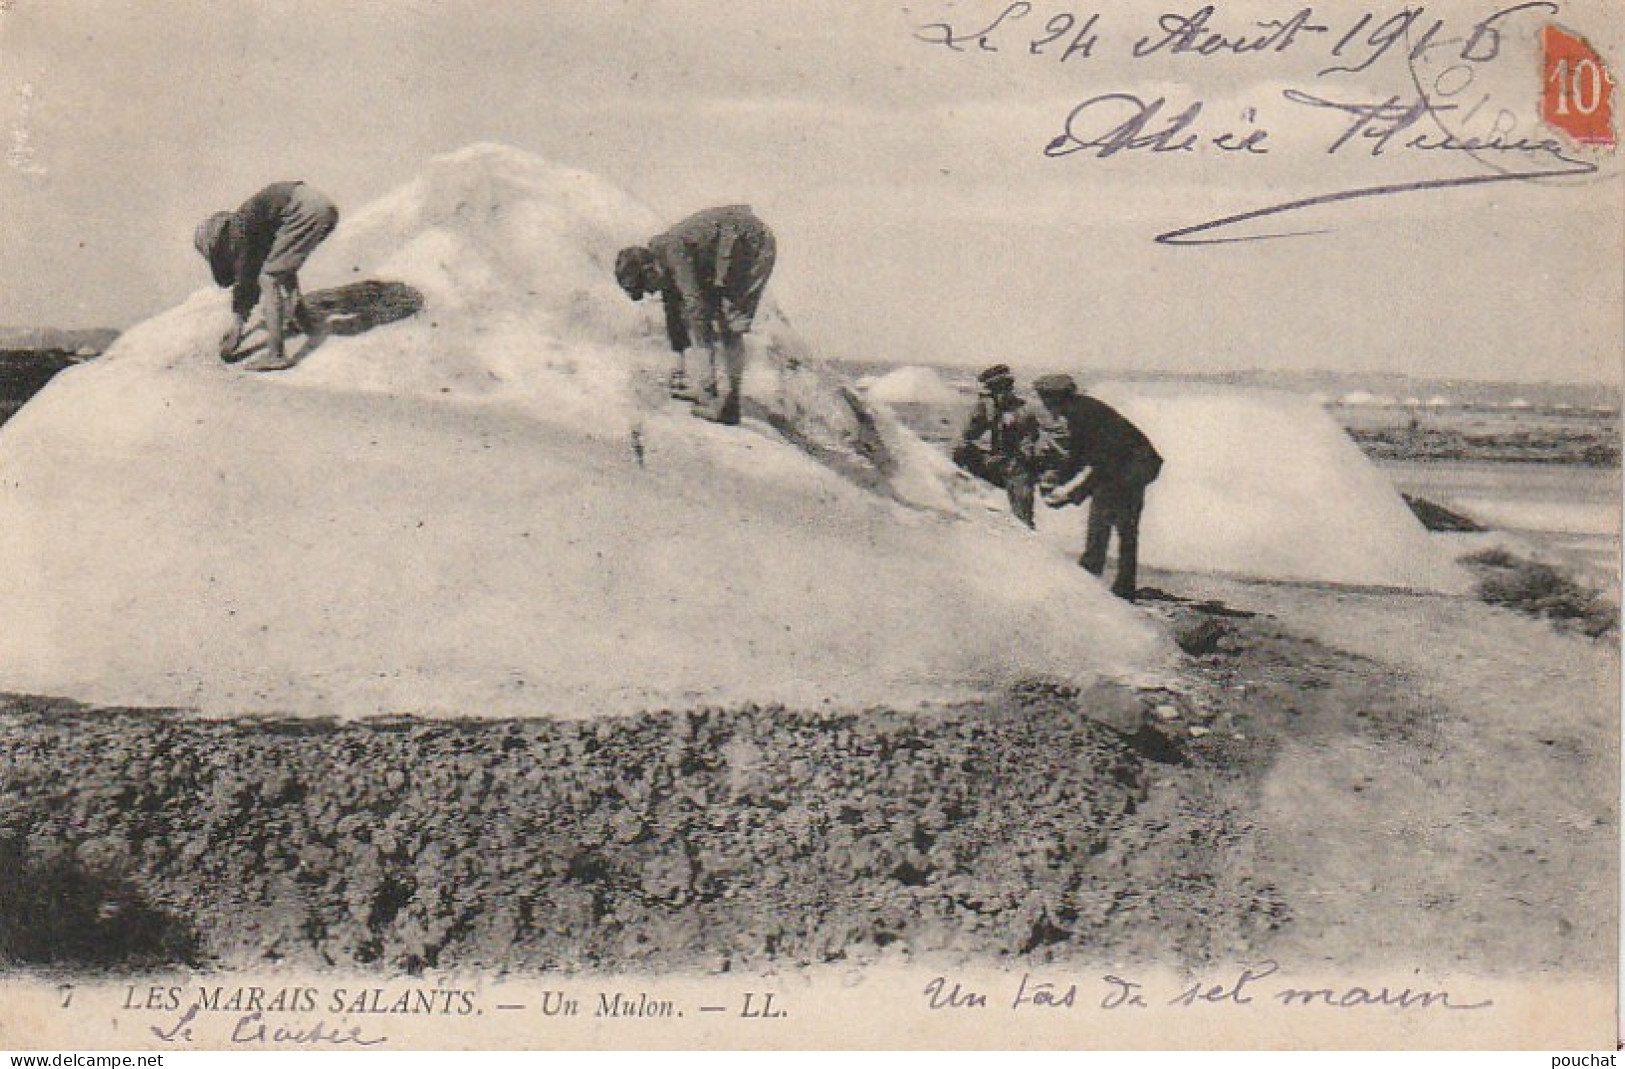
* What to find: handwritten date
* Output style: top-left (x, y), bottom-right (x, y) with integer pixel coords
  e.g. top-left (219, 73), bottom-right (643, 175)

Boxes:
top-left (913, 3), bottom-right (1100, 62)
top-left (915, 2), bottom-right (1561, 76)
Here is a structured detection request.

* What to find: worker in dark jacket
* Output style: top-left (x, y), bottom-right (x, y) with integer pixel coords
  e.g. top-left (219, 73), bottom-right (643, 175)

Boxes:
top-left (615, 205), bottom-right (777, 426)
top-left (953, 364), bottom-right (1042, 528)
top-left (1033, 374), bottom-right (1162, 599)
top-left (194, 181), bottom-right (339, 371)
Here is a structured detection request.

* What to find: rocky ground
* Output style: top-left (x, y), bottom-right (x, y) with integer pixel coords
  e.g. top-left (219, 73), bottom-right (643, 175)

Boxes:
top-left (0, 650), bottom-right (1277, 976)
top-left (8, 577), bottom-right (1608, 981)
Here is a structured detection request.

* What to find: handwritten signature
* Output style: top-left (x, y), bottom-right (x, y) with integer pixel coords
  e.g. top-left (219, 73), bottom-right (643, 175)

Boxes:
top-left (1042, 90), bottom-right (1596, 244)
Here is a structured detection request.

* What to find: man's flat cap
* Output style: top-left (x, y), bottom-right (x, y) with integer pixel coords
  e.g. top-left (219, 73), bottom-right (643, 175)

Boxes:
top-left (194, 212), bottom-right (232, 261)
top-left (614, 246), bottom-right (655, 298)
top-left (977, 363), bottom-right (1015, 388)
top-left (1032, 373), bottom-right (1079, 397)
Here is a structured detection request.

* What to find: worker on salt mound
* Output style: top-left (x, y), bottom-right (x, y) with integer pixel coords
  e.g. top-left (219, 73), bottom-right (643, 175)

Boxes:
top-left (613, 205), bottom-right (777, 426)
top-left (1035, 373), bottom-right (1164, 601)
top-left (193, 181), bottom-right (340, 372)
top-left (952, 363), bottom-right (1043, 528)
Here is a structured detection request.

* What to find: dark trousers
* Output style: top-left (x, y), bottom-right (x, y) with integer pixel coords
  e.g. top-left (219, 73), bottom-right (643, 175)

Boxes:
top-left (953, 445), bottom-right (1035, 528)
top-left (1080, 457), bottom-right (1161, 597)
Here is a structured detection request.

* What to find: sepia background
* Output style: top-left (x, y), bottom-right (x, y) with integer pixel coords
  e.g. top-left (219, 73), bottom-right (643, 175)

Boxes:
top-left (0, 0), bottom-right (1619, 1051)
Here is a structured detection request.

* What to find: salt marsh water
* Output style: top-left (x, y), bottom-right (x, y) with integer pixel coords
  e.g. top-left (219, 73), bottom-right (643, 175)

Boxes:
top-left (1382, 459), bottom-right (1622, 583)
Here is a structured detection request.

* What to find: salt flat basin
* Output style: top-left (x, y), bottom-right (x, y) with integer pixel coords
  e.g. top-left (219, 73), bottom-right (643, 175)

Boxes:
top-left (1381, 458), bottom-right (1622, 584)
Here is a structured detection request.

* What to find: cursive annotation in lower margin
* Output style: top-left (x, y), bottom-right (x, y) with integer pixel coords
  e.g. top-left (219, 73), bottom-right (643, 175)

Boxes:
top-left (924, 961), bottom-right (1494, 1013)
top-left (150, 1003), bottom-right (389, 1048)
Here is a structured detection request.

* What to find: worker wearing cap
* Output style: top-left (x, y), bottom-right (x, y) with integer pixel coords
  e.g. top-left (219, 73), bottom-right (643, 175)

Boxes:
top-left (1032, 374), bottom-right (1162, 600)
top-left (953, 364), bottom-right (1042, 528)
top-left (195, 181), bottom-right (340, 371)
top-left (615, 205), bottom-right (777, 426)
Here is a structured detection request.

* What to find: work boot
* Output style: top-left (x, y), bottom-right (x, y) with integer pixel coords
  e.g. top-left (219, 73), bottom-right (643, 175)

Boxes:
top-left (691, 395), bottom-right (741, 426)
top-left (242, 351), bottom-right (299, 372)
top-left (668, 370), bottom-right (708, 403)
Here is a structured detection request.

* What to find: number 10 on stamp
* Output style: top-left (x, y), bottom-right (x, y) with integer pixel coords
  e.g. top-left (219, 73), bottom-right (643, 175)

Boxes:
top-left (1542, 24), bottom-right (1616, 147)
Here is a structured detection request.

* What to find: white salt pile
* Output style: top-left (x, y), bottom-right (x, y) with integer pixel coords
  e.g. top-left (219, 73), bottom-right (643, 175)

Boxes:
top-left (1033, 382), bottom-right (1471, 593)
top-left (863, 365), bottom-right (963, 405)
top-left (0, 144), bottom-right (1168, 719)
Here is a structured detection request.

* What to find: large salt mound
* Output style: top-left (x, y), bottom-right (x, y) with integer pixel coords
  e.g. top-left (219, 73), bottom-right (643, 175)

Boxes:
top-left (1034, 382), bottom-right (1471, 593)
top-left (864, 365), bottom-right (962, 405)
top-left (0, 145), bottom-right (1167, 719)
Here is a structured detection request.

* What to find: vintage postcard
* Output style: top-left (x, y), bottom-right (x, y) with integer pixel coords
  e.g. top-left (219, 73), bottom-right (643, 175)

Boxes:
top-left (0, 0), bottom-right (1619, 1051)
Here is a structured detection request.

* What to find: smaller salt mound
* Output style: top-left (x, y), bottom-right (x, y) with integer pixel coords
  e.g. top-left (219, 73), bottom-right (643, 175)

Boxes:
top-left (1034, 383), bottom-right (1471, 593)
top-left (864, 365), bottom-right (963, 405)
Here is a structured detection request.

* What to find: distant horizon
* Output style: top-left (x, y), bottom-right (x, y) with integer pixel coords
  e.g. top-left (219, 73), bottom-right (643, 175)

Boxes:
top-left (831, 355), bottom-right (1625, 391)
top-left (3, 318), bottom-right (1619, 391)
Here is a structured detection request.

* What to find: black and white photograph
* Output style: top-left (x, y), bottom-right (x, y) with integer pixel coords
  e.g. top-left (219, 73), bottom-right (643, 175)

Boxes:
top-left (0, 0), bottom-right (1619, 1051)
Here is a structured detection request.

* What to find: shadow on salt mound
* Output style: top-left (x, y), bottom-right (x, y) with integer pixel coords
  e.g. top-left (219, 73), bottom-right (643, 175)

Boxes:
top-left (1034, 382), bottom-right (1471, 594)
top-left (223, 280), bottom-right (427, 367)
top-left (305, 144), bottom-right (660, 347)
top-left (742, 387), bottom-right (892, 498)
top-left (305, 280), bottom-right (424, 336)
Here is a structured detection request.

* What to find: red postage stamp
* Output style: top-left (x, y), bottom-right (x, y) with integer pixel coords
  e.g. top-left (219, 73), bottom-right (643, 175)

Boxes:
top-left (1542, 23), bottom-right (1616, 147)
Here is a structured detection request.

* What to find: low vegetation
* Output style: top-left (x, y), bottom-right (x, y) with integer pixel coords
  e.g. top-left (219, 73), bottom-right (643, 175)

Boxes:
top-left (1461, 547), bottom-right (1619, 638)
top-left (1349, 424), bottom-right (1620, 466)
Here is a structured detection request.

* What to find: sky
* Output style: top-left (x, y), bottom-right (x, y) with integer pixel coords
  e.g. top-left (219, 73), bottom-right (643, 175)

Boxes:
top-left (2, 0), bottom-right (1621, 382)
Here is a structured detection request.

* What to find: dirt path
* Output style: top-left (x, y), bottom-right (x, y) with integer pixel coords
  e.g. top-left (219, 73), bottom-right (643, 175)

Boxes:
top-left (1162, 573), bottom-right (1619, 975)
